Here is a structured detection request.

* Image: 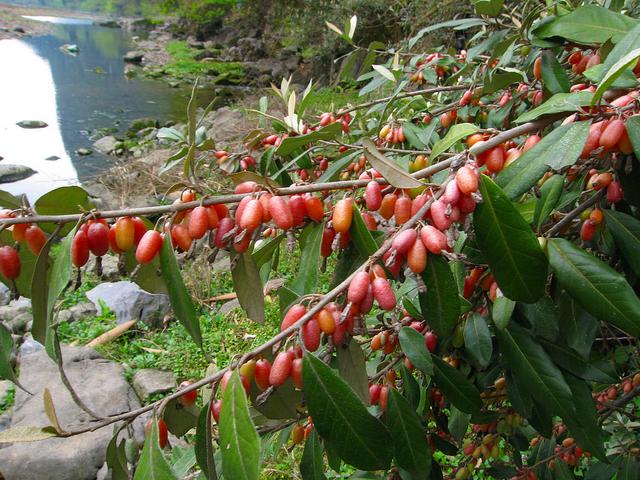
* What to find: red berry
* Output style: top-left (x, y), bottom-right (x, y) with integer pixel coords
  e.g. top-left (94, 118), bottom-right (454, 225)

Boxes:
top-left (269, 351), bottom-right (293, 387)
top-left (291, 358), bottom-right (303, 389)
top-left (456, 166), bottom-right (479, 195)
top-left (145, 419), bottom-right (168, 449)
top-left (136, 230), bottom-right (163, 264)
top-left (238, 199), bottom-right (263, 232)
top-left (114, 217), bottom-right (135, 252)
top-left (407, 237), bottom-right (427, 274)
top-left (332, 198), bottom-right (353, 233)
top-left (304, 195), bottom-right (324, 222)
top-left (420, 225), bottom-right (448, 254)
top-left (188, 206), bottom-right (210, 239)
top-left (348, 271), bottom-right (371, 304)
top-left (289, 195), bottom-right (307, 227)
top-left (71, 230), bottom-right (90, 268)
top-left (394, 195), bottom-right (412, 225)
top-left (25, 225), bottom-right (47, 255)
top-left (302, 319), bottom-right (321, 352)
top-left (281, 304), bottom-right (307, 332)
top-left (364, 181), bottom-right (382, 211)
top-left (372, 277), bottom-right (396, 311)
top-left (0, 246), bottom-right (20, 280)
top-left (87, 222), bottom-right (109, 257)
top-left (214, 217), bottom-right (235, 248)
top-left (178, 381), bottom-right (197, 406)
top-left (171, 224), bottom-right (192, 252)
top-left (268, 196), bottom-right (294, 230)
top-left (254, 359), bottom-right (272, 390)
top-left (391, 229), bottom-right (418, 255)
top-left (425, 332), bottom-right (438, 353)
top-left (369, 384), bottom-right (381, 405)
top-left (132, 217), bottom-right (147, 245)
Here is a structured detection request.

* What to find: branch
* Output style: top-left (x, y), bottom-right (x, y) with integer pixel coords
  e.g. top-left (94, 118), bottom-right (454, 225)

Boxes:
top-left (544, 189), bottom-right (605, 237)
top-left (45, 116), bottom-right (553, 438)
top-left (336, 85), bottom-right (470, 116)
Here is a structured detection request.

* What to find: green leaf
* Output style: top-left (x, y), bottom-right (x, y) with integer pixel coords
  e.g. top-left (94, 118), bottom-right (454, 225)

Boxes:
top-left (409, 18), bottom-right (486, 48)
top-left (431, 355), bottom-right (481, 414)
top-left (291, 223), bottom-right (323, 295)
top-left (251, 378), bottom-right (302, 420)
top-left (350, 206), bottom-right (378, 257)
top-left (419, 253), bottom-right (460, 338)
top-left (584, 64), bottom-right (638, 87)
top-left (275, 123), bottom-right (342, 157)
top-left (592, 48), bottom-right (640, 105)
top-left (514, 91), bottom-right (593, 124)
top-left (162, 398), bottom-right (198, 437)
top-left (482, 69), bottom-right (524, 95)
top-left (430, 123), bottom-right (478, 160)
top-left (317, 151), bottom-right (359, 183)
top-left (603, 210), bottom-right (640, 277)
top-left (599, 22), bottom-right (640, 78)
top-left (361, 138), bottom-right (422, 189)
top-left (160, 235), bottom-right (204, 347)
top-left (0, 324), bottom-right (18, 384)
top-left (471, 0), bottom-right (504, 16)
top-left (495, 325), bottom-right (576, 426)
top-left (533, 175), bottom-right (564, 230)
top-left (398, 327), bottom-right (434, 376)
top-left (540, 340), bottom-right (617, 384)
top-left (398, 364), bottom-right (420, 411)
top-left (300, 430), bottom-right (327, 480)
top-left (463, 314), bottom-right (492, 368)
top-left (492, 296), bottom-right (515, 330)
top-left (617, 455), bottom-right (640, 479)
top-left (402, 122), bottom-right (427, 149)
top-left (33, 186), bottom-right (94, 235)
top-left (496, 122), bottom-right (589, 198)
top-left (0, 190), bottom-right (23, 209)
top-left (106, 434), bottom-right (129, 480)
top-left (386, 389), bottom-right (431, 477)
top-left (336, 341), bottom-right (370, 404)
top-left (302, 354), bottom-right (392, 471)
top-left (219, 371), bottom-right (260, 480)
top-left (564, 374), bottom-right (607, 461)
top-left (448, 406), bottom-right (471, 443)
top-left (474, 176), bottom-right (548, 302)
top-left (556, 290), bottom-right (599, 360)
top-left (194, 405), bottom-right (216, 480)
top-left (133, 418), bottom-right (177, 480)
top-left (518, 296), bottom-right (558, 342)
top-left (547, 238), bottom-right (640, 337)
top-left (541, 50), bottom-right (570, 94)
top-left (533, 5), bottom-right (638, 44)
top-left (625, 115), bottom-right (640, 161)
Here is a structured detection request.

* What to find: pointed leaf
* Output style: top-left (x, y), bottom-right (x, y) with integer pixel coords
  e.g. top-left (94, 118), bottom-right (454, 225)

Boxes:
top-left (430, 123), bottom-right (478, 160)
top-left (398, 327), bottom-right (434, 376)
top-left (133, 418), bottom-right (177, 480)
top-left (0, 324), bottom-right (18, 384)
top-left (350, 206), bottom-right (378, 257)
top-left (495, 325), bottom-right (576, 425)
top-left (496, 122), bottom-right (589, 198)
top-left (593, 48), bottom-right (640, 105)
top-left (419, 253), bottom-right (460, 338)
top-left (463, 314), bottom-right (492, 368)
top-left (534, 174), bottom-right (564, 230)
top-left (302, 354), bottom-right (392, 471)
top-left (325, 21), bottom-right (343, 36)
top-left (219, 372), bottom-right (260, 480)
top-left (541, 50), bottom-right (570, 94)
top-left (275, 123), bottom-right (342, 157)
top-left (163, 397), bottom-right (198, 437)
top-left (474, 176), bottom-right (547, 302)
top-left (603, 209), bottom-right (640, 277)
top-left (540, 340), bottom-right (616, 384)
top-left (34, 186), bottom-right (94, 235)
top-left (564, 374), bottom-right (607, 461)
top-left (300, 429), bottom-right (327, 480)
top-left (372, 64), bottom-right (396, 82)
top-left (386, 389), bottom-right (431, 477)
top-left (160, 235), bottom-right (204, 346)
top-left (106, 435), bottom-right (129, 480)
top-left (43, 388), bottom-right (64, 434)
top-left (336, 341), bottom-right (370, 404)
top-left (533, 5), bottom-right (638, 44)
top-left (547, 238), bottom-right (640, 337)
top-left (361, 138), bottom-right (422, 189)
top-left (431, 355), bottom-right (481, 414)
top-left (291, 223), bottom-right (323, 295)
top-left (514, 92), bottom-right (593, 124)
top-left (194, 404), bottom-right (216, 480)
top-left (492, 296), bottom-right (515, 330)
top-left (556, 290), bottom-right (599, 360)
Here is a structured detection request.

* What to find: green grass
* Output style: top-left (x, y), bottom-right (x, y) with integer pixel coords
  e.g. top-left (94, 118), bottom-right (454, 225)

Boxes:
top-left (164, 40), bottom-right (244, 79)
top-left (0, 384), bottom-right (15, 415)
top-left (308, 86), bottom-right (362, 115)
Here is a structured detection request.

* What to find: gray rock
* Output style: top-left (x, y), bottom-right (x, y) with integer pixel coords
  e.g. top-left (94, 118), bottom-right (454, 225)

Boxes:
top-left (0, 380), bottom-right (12, 401)
top-left (0, 297), bottom-right (31, 322)
top-left (0, 164), bottom-right (36, 183)
top-left (203, 107), bottom-right (246, 143)
top-left (19, 336), bottom-right (43, 356)
top-left (75, 148), bottom-right (92, 156)
top-left (44, 155), bottom-right (60, 161)
top-left (57, 303), bottom-right (97, 323)
top-left (123, 50), bottom-right (144, 63)
top-left (16, 120), bottom-right (47, 129)
top-left (86, 281), bottom-right (170, 326)
top-left (0, 346), bottom-right (141, 480)
top-left (93, 135), bottom-right (119, 155)
top-left (96, 461), bottom-right (111, 480)
top-left (132, 368), bottom-right (175, 401)
top-left (0, 283), bottom-right (11, 306)
top-left (4, 312), bottom-right (31, 335)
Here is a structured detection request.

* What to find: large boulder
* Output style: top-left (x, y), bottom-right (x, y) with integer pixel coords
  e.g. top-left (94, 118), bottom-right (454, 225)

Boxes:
top-left (132, 369), bottom-right (175, 402)
top-left (86, 281), bottom-right (170, 326)
top-left (0, 345), bottom-right (141, 480)
top-left (202, 107), bottom-right (247, 143)
top-left (92, 135), bottom-right (119, 155)
top-left (123, 51), bottom-right (144, 63)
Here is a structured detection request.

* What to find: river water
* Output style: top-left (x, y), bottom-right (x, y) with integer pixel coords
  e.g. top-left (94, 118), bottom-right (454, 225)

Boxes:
top-left (0, 15), bottom-right (202, 201)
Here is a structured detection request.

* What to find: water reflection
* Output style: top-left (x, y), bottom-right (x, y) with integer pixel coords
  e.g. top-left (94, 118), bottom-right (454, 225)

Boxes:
top-left (0, 16), bottom-right (214, 202)
top-left (0, 38), bottom-right (79, 201)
